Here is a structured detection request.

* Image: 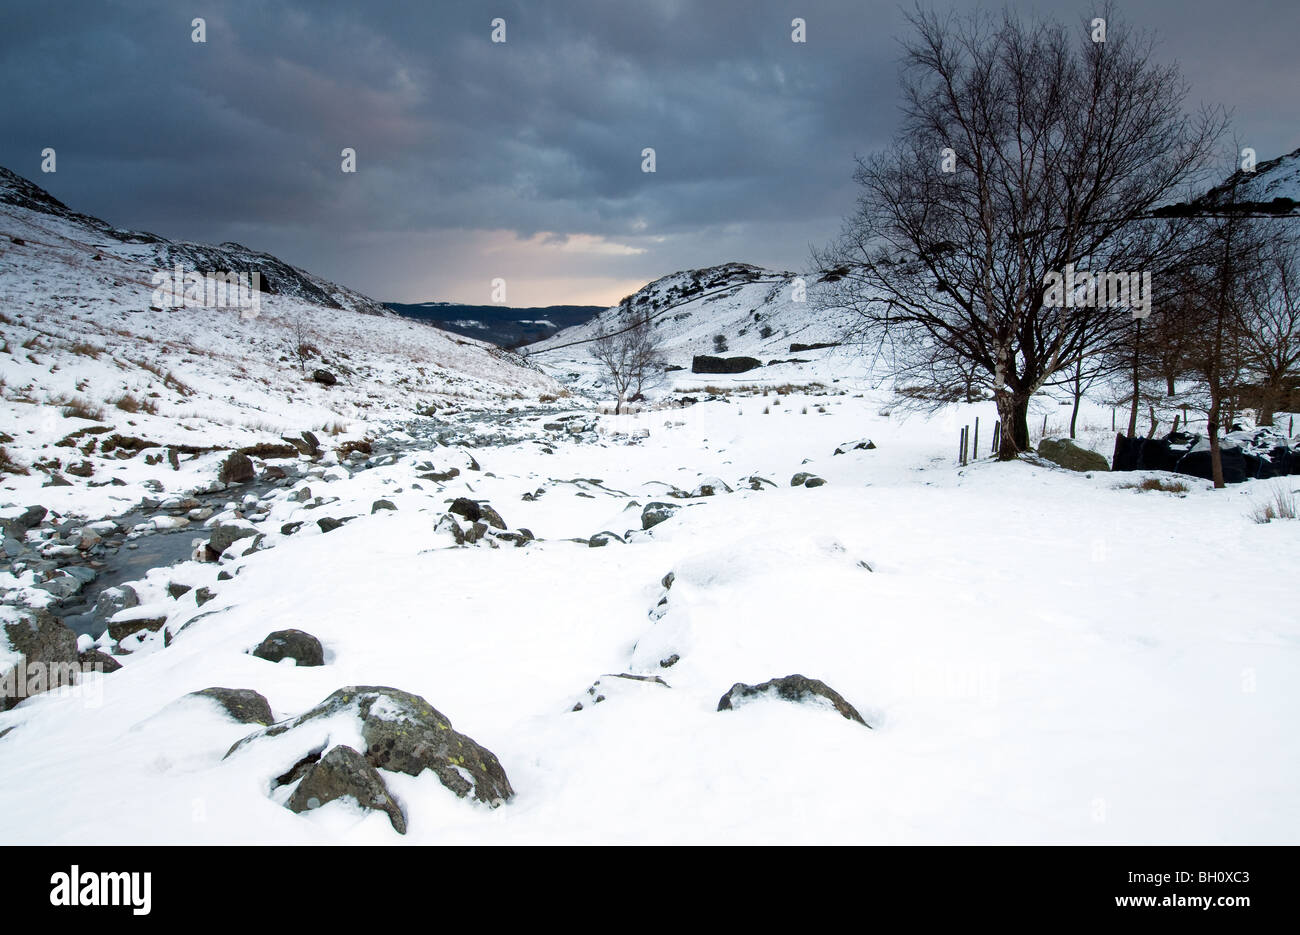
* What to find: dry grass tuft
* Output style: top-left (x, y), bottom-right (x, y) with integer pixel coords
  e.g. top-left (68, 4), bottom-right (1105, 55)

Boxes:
top-left (1251, 484), bottom-right (1297, 524)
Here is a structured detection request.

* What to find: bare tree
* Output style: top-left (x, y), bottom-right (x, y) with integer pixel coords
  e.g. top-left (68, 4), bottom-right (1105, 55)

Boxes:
top-left (590, 304), bottom-right (666, 414)
top-left (1238, 232), bottom-right (1300, 426)
top-left (292, 311), bottom-right (318, 375)
top-left (814, 4), bottom-right (1224, 459)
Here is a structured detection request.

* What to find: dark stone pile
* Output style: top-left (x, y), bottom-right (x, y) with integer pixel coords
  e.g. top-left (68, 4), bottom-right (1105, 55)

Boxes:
top-left (1112, 428), bottom-right (1300, 483)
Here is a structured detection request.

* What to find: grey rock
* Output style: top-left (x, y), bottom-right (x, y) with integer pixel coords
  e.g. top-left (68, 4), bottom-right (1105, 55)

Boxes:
top-left (34, 572), bottom-right (84, 600)
top-left (18, 505), bottom-right (47, 529)
top-left (717, 674), bottom-right (869, 727)
top-left (1037, 437), bottom-right (1110, 473)
top-left (833, 439), bottom-right (877, 455)
top-left (207, 524), bottom-right (257, 558)
top-left (641, 501), bottom-right (680, 531)
top-left (370, 499), bottom-right (396, 514)
top-left (218, 452), bottom-right (255, 485)
top-left (95, 584), bottom-right (140, 618)
top-left (107, 615), bottom-right (168, 643)
top-left (78, 649), bottom-right (122, 674)
top-left (286, 744), bottom-right (406, 834)
top-left (1, 609), bottom-right (79, 711)
top-left (188, 687), bottom-right (274, 725)
top-left (252, 629), bottom-right (324, 667)
top-left (227, 686), bottom-right (513, 806)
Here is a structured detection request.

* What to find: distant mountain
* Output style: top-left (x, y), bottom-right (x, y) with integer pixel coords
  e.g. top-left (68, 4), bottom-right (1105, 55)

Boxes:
top-left (527, 261), bottom-right (860, 390)
top-left (385, 301), bottom-right (605, 347)
top-left (0, 166), bottom-right (388, 315)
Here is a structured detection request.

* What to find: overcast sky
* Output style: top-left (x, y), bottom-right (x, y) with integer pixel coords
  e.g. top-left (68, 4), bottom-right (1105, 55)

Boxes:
top-left (3, 0), bottom-right (1298, 306)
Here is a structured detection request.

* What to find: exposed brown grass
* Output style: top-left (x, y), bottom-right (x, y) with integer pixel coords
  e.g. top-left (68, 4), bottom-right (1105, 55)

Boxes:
top-left (1251, 485), bottom-right (1297, 524)
top-left (0, 446), bottom-right (28, 476)
top-left (129, 357), bottom-right (167, 379)
top-left (50, 394), bottom-right (105, 421)
top-left (163, 371), bottom-right (192, 396)
top-left (113, 393), bottom-right (158, 415)
top-left (67, 341), bottom-right (103, 359)
top-left (336, 438), bottom-right (373, 458)
top-left (1117, 476), bottom-right (1189, 494)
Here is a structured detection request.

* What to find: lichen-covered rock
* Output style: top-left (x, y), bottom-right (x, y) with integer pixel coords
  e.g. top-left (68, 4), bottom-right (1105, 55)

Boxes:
top-left (1, 609), bottom-right (79, 711)
top-left (252, 629), bottom-right (324, 667)
top-left (226, 686), bottom-right (513, 806)
top-left (187, 687), bottom-right (274, 725)
top-left (1037, 437), bottom-right (1109, 473)
top-left (717, 674), bottom-right (870, 727)
top-left (286, 744), bottom-right (407, 834)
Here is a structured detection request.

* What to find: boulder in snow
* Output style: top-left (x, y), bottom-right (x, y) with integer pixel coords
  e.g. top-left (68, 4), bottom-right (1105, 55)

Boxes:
top-left (187, 687), bottom-right (274, 725)
top-left (226, 686), bottom-right (514, 807)
top-left (252, 629), bottom-right (324, 667)
top-left (717, 674), bottom-right (870, 727)
top-left (286, 744), bottom-right (407, 834)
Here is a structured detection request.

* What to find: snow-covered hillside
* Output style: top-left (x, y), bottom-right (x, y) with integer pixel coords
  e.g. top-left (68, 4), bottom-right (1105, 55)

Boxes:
top-left (1191, 146), bottom-right (1300, 213)
top-left (0, 166), bottom-right (561, 496)
top-left (529, 262), bottom-right (864, 394)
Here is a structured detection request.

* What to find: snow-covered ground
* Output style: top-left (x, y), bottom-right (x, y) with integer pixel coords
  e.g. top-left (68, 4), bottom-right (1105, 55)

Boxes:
top-left (2, 386), bottom-right (1297, 844)
top-left (3, 168), bottom-right (1298, 845)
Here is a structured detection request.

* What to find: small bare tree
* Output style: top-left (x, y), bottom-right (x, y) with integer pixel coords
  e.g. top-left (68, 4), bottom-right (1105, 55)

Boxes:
top-left (590, 305), bottom-right (666, 414)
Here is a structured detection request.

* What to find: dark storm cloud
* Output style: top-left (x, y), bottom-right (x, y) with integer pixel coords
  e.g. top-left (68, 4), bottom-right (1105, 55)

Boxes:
top-left (2, 0), bottom-right (1298, 304)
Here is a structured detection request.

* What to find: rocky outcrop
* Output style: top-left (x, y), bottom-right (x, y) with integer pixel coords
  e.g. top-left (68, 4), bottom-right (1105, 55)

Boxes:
top-left (691, 355), bottom-right (762, 374)
top-left (227, 686), bottom-right (514, 812)
top-left (1, 609), bottom-right (79, 711)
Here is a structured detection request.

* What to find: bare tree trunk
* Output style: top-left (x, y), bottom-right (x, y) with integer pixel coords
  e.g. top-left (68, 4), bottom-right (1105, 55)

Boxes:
top-left (1069, 357), bottom-right (1083, 439)
top-left (1208, 392), bottom-right (1225, 488)
top-left (1127, 318), bottom-right (1142, 438)
top-left (996, 392), bottom-right (1030, 460)
top-left (1258, 382), bottom-right (1279, 427)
